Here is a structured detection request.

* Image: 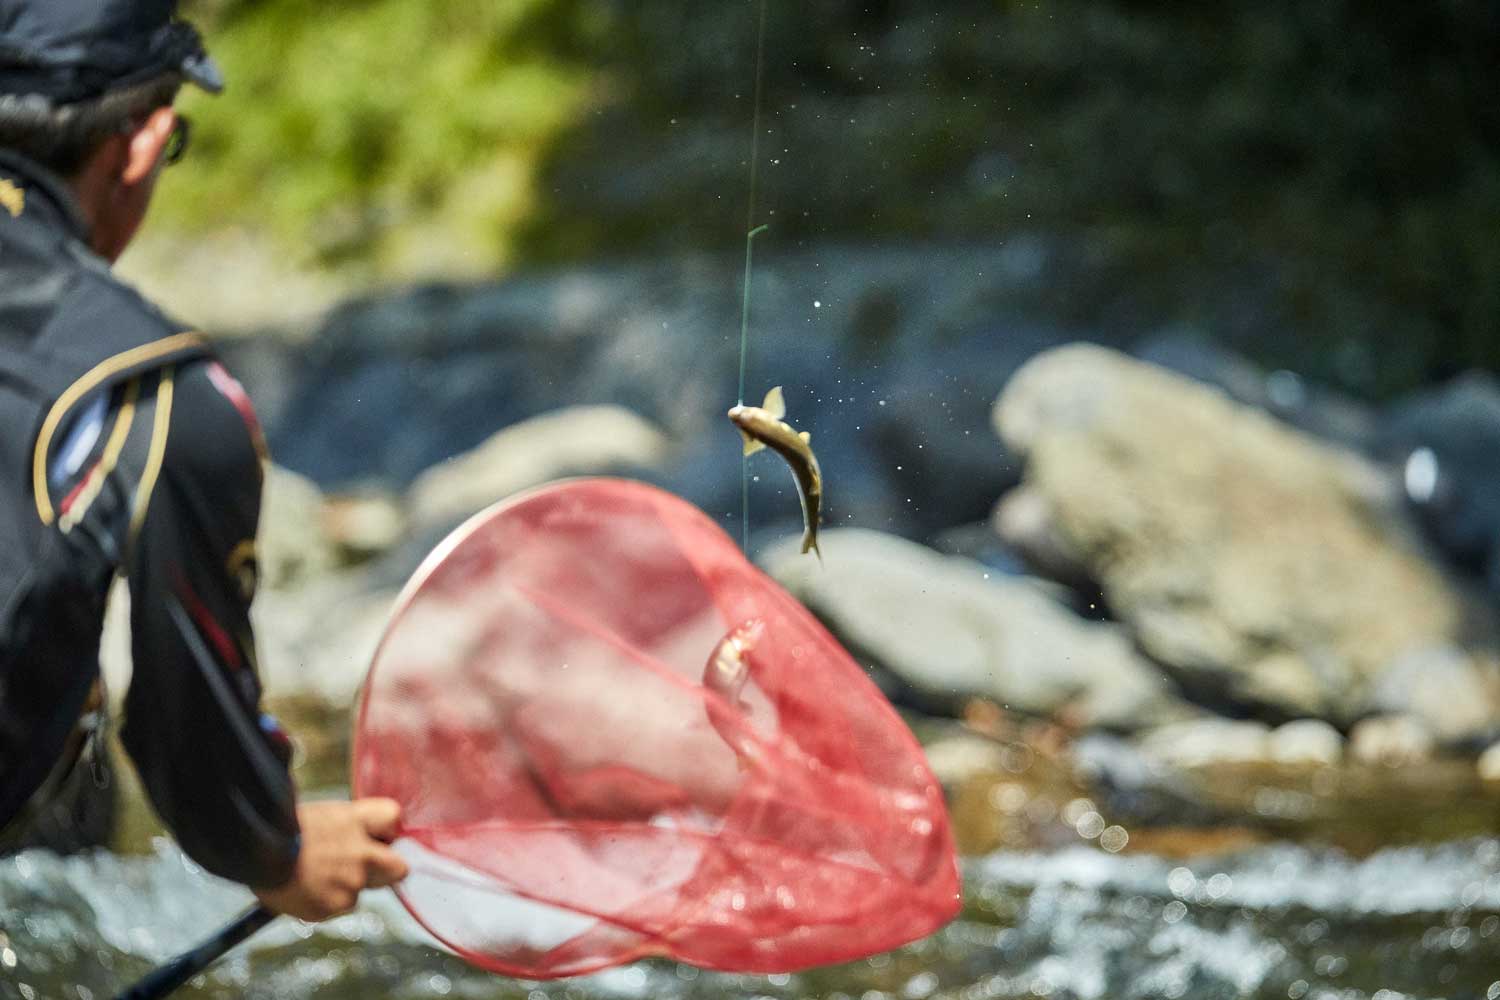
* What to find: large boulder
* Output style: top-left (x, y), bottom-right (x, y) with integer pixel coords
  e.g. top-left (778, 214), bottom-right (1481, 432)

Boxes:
top-left (407, 405), bottom-right (671, 534)
top-left (1380, 372), bottom-right (1500, 589)
top-left (763, 528), bottom-right (1187, 730)
top-left (252, 578), bottom-right (401, 705)
top-left (994, 344), bottom-right (1494, 724)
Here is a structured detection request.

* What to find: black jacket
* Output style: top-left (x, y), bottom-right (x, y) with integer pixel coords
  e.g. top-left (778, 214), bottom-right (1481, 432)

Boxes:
top-left (0, 151), bottom-right (299, 888)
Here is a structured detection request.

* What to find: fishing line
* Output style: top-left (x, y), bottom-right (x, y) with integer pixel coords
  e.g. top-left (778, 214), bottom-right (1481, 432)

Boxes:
top-left (739, 0), bottom-right (771, 553)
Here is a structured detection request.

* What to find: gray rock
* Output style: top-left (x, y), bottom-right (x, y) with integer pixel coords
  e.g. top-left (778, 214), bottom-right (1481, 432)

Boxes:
top-left (763, 528), bottom-right (1186, 730)
top-left (252, 576), bottom-right (401, 705)
top-left (258, 465), bottom-right (340, 590)
top-left (921, 734), bottom-right (1010, 788)
top-left (1138, 719), bottom-right (1272, 768)
top-left (1267, 719), bottom-right (1344, 767)
top-left (1380, 372), bottom-right (1500, 585)
top-left (1369, 645), bottom-right (1500, 745)
top-left (407, 405), bottom-right (671, 535)
top-left (991, 486), bottom-right (1093, 590)
top-left (1349, 715), bottom-right (1437, 767)
top-left (321, 489), bottom-right (407, 561)
top-left (994, 344), bottom-right (1475, 724)
top-left (1133, 330), bottom-right (1378, 453)
top-left (1071, 732), bottom-right (1237, 828)
top-left (246, 246), bottom-right (1080, 545)
top-left (1477, 743), bottom-right (1500, 782)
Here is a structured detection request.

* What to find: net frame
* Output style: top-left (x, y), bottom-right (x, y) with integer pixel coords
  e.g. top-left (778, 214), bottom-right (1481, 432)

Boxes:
top-left (352, 478), bottom-right (960, 978)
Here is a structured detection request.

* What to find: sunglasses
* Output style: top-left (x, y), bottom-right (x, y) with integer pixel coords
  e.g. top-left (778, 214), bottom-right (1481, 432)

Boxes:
top-left (162, 114), bottom-right (192, 167)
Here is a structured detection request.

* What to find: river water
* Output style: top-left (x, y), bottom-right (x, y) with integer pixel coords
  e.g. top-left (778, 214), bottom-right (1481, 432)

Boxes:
top-left (4, 836), bottom-right (1498, 1000)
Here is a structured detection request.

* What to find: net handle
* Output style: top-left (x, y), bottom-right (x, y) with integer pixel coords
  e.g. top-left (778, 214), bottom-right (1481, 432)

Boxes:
top-left (112, 905), bottom-right (276, 1000)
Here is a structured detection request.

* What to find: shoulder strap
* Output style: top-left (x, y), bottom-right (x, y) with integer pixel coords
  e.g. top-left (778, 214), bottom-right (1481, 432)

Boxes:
top-left (30, 332), bottom-right (211, 527)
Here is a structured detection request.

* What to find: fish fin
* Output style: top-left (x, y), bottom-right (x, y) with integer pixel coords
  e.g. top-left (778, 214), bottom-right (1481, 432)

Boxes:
top-left (802, 529), bottom-right (823, 563)
top-left (740, 430), bottom-right (766, 456)
top-left (799, 430), bottom-right (811, 444)
top-left (763, 385), bottom-right (786, 420)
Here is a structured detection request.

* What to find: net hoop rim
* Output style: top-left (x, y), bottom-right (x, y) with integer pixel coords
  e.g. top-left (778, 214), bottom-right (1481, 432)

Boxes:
top-left (351, 476), bottom-right (646, 799)
top-left (348, 476), bottom-right (961, 976)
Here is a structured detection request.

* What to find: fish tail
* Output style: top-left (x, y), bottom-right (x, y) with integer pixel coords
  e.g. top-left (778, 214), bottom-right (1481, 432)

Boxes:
top-left (802, 528), bottom-right (823, 563)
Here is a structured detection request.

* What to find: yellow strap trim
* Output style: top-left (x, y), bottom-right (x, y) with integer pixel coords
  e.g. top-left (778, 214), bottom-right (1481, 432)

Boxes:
top-left (32, 332), bottom-right (206, 525)
top-left (128, 367), bottom-right (175, 546)
top-left (226, 539), bottom-right (257, 578)
top-left (58, 379), bottom-right (140, 534)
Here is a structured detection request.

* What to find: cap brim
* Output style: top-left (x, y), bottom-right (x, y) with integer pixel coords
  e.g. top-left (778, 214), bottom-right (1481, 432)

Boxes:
top-left (181, 51), bottom-right (224, 94)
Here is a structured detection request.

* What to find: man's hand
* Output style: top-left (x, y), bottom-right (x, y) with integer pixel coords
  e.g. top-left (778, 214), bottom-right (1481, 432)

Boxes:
top-left (253, 798), bottom-right (410, 921)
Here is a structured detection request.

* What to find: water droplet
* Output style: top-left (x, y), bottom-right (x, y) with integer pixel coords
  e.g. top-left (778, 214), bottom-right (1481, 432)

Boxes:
top-left (1167, 867), bottom-right (1197, 898)
top-left (903, 972), bottom-right (939, 1000)
top-left (1075, 811), bottom-right (1107, 840)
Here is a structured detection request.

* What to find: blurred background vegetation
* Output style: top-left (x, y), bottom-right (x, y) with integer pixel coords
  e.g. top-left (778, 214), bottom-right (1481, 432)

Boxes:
top-left (165, 0), bottom-right (1498, 396)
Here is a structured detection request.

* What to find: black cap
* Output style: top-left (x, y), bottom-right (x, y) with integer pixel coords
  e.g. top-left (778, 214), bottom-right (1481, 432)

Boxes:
top-left (0, 0), bottom-right (223, 106)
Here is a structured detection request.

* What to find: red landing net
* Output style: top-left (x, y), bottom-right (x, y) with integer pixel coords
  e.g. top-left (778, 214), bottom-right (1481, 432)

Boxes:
top-left (353, 478), bottom-right (960, 979)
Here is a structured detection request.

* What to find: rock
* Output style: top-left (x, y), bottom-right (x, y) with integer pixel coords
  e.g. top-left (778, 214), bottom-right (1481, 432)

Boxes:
top-left (1070, 732), bottom-right (1235, 828)
top-left (1133, 330), bottom-right (1378, 453)
top-left (763, 528), bottom-right (1187, 730)
top-left (322, 490), bottom-right (407, 561)
top-left (1138, 719), bottom-right (1272, 768)
top-left (928, 522), bottom-right (1034, 579)
top-left (1369, 645), bottom-right (1500, 745)
top-left (258, 464), bottom-right (340, 589)
top-left (991, 486), bottom-right (1094, 590)
top-left (252, 577), bottom-right (402, 705)
top-left (407, 405), bottom-right (671, 534)
top-left (1477, 743), bottom-right (1500, 782)
top-left (1381, 372), bottom-right (1500, 587)
top-left (246, 247), bottom-right (1083, 544)
top-left (921, 734), bottom-right (1010, 788)
top-left (1267, 719), bottom-right (1344, 766)
top-left (1349, 715), bottom-right (1437, 767)
top-left (994, 344), bottom-right (1472, 724)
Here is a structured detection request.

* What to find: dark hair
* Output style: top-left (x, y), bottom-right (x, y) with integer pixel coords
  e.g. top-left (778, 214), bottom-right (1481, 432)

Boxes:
top-left (0, 72), bottom-right (183, 177)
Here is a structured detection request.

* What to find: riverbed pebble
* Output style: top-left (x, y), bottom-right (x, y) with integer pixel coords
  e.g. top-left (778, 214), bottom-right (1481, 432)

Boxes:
top-left (1138, 719), bottom-right (1272, 768)
top-left (1477, 743), bottom-right (1500, 782)
top-left (1349, 715), bottom-right (1437, 767)
top-left (1268, 719), bottom-right (1344, 766)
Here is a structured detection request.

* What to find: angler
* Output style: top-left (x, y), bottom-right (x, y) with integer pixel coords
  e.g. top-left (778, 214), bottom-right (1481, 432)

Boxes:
top-left (728, 386), bottom-right (824, 559)
top-left (0, 0), bottom-right (406, 923)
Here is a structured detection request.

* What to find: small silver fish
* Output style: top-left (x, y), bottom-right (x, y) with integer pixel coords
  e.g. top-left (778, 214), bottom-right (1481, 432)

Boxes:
top-left (702, 619), bottom-right (766, 769)
top-left (727, 386), bottom-right (823, 559)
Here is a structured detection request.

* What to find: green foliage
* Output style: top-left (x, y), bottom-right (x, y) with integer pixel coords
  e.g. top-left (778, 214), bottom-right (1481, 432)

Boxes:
top-left (160, 0), bottom-right (1499, 393)
top-left (162, 0), bottom-right (595, 269)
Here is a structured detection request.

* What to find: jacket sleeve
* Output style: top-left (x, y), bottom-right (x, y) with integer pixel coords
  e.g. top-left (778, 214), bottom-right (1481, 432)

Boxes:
top-left (116, 360), bottom-right (301, 889)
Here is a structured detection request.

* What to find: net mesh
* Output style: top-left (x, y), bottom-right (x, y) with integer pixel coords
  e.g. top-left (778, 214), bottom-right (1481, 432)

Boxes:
top-left (353, 478), bottom-right (960, 978)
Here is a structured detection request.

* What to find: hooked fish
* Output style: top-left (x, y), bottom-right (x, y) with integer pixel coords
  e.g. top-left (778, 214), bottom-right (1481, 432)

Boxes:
top-left (702, 618), bottom-right (766, 706)
top-left (702, 618), bottom-right (766, 769)
top-left (727, 386), bottom-right (823, 559)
